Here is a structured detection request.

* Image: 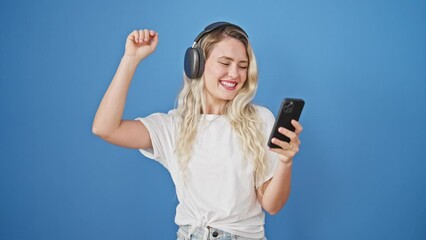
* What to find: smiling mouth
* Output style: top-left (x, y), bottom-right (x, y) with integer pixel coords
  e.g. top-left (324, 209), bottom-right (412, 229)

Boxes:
top-left (219, 80), bottom-right (238, 90)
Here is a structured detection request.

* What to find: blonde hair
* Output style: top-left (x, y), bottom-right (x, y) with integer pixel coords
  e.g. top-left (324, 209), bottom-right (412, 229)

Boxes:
top-left (175, 25), bottom-right (267, 188)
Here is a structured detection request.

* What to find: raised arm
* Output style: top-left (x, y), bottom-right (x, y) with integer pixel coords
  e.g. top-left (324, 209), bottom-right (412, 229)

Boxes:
top-left (92, 29), bottom-right (158, 149)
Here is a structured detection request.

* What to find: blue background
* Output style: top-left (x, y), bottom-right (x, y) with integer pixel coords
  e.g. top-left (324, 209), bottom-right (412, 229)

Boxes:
top-left (1, 0), bottom-right (425, 239)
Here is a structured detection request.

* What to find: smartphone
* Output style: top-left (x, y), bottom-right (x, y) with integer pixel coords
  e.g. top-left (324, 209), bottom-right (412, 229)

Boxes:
top-left (267, 98), bottom-right (305, 148)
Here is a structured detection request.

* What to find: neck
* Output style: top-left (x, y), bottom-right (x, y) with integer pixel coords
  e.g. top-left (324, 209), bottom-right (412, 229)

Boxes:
top-left (202, 90), bottom-right (228, 115)
top-left (202, 104), bottom-right (224, 115)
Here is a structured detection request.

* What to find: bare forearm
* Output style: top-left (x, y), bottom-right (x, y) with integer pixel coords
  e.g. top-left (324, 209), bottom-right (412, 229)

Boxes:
top-left (262, 161), bottom-right (293, 215)
top-left (92, 56), bottom-right (139, 135)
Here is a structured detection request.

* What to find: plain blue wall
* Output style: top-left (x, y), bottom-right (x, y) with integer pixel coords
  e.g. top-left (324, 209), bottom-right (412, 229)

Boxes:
top-left (1, 0), bottom-right (425, 239)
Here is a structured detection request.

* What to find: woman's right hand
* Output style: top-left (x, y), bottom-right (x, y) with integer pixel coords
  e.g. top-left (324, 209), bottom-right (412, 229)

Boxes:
top-left (124, 29), bottom-right (159, 62)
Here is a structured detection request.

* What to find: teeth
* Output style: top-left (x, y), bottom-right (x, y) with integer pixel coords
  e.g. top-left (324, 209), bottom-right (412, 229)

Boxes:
top-left (221, 81), bottom-right (237, 87)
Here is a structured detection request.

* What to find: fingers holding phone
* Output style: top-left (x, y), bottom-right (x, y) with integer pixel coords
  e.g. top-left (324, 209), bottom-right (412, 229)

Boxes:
top-left (291, 119), bottom-right (303, 135)
top-left (269, 120), bottom-right (303, 163)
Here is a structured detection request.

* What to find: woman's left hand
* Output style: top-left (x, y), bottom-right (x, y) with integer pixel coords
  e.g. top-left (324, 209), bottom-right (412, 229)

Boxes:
top-left (269, 120), bottom-right (303, 164)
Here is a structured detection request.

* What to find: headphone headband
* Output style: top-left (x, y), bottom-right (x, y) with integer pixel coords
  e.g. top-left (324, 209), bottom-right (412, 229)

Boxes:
top-left (192, 21), bottom-right (248, 45)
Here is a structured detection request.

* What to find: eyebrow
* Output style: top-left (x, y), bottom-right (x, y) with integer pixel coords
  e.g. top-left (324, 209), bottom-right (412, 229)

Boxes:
top-left (219, 56), bottom-right (248, 63)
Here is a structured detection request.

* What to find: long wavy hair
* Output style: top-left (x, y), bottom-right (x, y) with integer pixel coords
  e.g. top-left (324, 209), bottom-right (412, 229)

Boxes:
top-left (175, 25), bottom-right (267, 189)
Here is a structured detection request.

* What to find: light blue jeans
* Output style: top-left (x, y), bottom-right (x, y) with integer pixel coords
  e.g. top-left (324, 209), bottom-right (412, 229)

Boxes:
top-left (176, 225), bottom-right (267, 240)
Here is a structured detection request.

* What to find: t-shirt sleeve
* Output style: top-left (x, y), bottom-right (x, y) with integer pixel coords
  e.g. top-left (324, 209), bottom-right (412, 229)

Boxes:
top-left (135, 111), bottom-right (176, 169)
top-left (255, 106), bottom-right (280, 189)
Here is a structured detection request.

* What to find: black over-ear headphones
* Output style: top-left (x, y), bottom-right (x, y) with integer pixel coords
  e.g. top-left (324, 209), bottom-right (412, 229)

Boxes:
top-left (183, 22), bottom-right (248, 79)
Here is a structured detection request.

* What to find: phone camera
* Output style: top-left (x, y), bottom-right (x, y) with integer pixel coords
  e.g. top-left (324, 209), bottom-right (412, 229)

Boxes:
top-left (284, 101), bottom-right (294, 113)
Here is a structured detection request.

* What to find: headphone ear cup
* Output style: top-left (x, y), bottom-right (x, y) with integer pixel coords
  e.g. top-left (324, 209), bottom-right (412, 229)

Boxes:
top-left (196, 47), bottom-right (205, 79)
top-left (184, 47), bottom-right (205, 79)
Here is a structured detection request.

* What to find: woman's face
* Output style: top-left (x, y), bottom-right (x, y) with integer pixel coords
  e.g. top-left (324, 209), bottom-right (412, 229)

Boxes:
top-left (203, 37), bottom-right (248, 109)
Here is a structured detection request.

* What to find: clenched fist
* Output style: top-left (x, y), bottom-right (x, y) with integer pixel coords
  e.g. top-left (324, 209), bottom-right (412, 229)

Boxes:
top-left (124, 29), bottom-right (159, 62)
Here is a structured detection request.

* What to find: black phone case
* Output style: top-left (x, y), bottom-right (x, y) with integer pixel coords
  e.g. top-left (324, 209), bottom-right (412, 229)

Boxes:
top-left (267, 98), bottom-right (305, 148)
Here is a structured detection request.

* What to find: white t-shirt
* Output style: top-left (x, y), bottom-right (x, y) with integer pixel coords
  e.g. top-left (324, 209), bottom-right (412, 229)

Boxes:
top-left (136, 105), bottom-right (279, 239)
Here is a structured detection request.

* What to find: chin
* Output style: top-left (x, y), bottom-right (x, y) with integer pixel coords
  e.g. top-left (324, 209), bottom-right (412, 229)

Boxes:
top-left (222, 94), bottom-right (238, 101)
top-left (224, 89), bottom-right (242, 100)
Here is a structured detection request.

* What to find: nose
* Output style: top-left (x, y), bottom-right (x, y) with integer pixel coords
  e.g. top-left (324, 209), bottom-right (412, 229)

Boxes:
top-left (228, 65), bottom-right (239, 79)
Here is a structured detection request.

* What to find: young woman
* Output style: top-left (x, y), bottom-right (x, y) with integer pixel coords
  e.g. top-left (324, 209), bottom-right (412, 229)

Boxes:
top-left (92, 22), bottom-right (303, 240)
